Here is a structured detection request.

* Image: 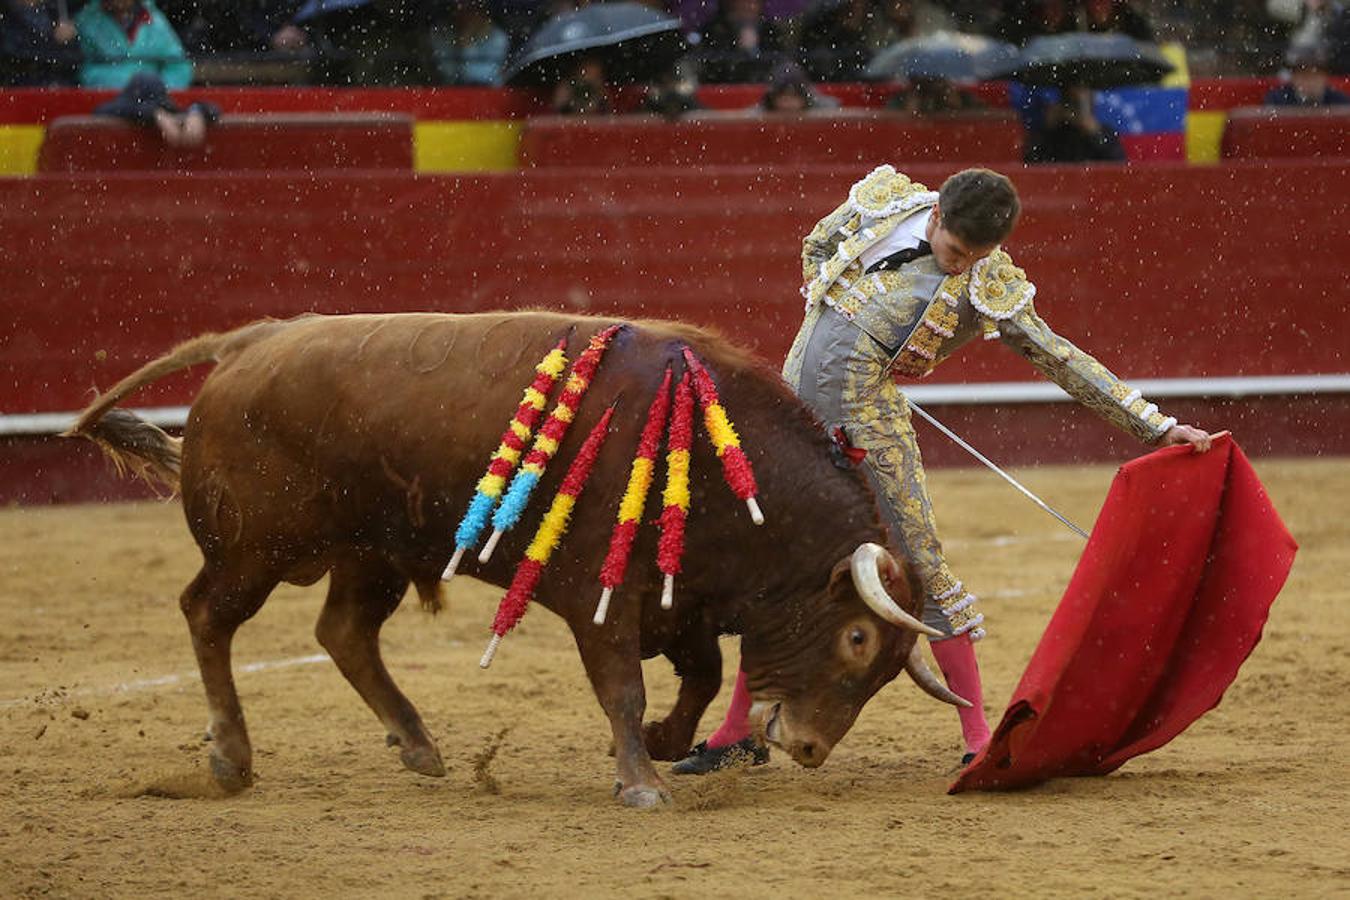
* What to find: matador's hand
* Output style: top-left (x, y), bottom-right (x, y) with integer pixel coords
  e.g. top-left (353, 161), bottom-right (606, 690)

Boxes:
top-left (1161, 424), bottom-right (1214, 453)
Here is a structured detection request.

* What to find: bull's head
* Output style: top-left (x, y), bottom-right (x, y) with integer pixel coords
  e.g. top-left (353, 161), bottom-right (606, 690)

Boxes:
top-left (740, 543), bottom-right (969, 768)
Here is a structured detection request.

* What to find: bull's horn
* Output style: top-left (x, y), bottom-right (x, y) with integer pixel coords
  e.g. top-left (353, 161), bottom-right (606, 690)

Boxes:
top-left (850, 543), bottom-right (942, 637)
top-left (905, 642), bottom-right (973, 707)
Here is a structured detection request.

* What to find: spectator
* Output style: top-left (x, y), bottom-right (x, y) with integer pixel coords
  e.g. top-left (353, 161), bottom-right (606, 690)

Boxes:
top-left (887, 75), bottom-right (985, 114)
top-left (1082, 0), bottom-right (1154, 41)
top-left (641, 57), bottom-right (706, 119)
top-left (190, 1), bottom-right (310, 56)
top-left (92, 70), bottom-right (221, 147)
top-left (874, 0), bottom-right (958, 42)
top-left (0, 0), bottom-right (79, 86)
top-left (798, 0), bottom-right (875, 81)
top-left (757, 59), bottom-right (839, 112)
top-left (1024, 85), bottom-right (1127, 162)
top-left (430, 1), bottom-right (509, 86)
top-left (697, 0), bottom-right (788, 82)
top-left (552, 55), bottom-right (613, 115)
top-left (75, 0), bottom-right (193, 88)
top-left (992, 0), bottom-right (1076, 46)
top-left (306, 1), bottom-right (436, 86)
top-left (1282, 0), bottom-right (1350, 72)
top-left (797, 0), bottom-right (957, 82)
top-left (1265, 41), bottom-right (1350, 103)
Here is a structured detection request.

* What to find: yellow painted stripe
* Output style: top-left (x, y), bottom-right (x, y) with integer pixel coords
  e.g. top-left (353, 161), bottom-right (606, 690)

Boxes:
top-left (414, 120), bottom-right (520, 173)
top-left (618, 457), bottom-right (654, 523)
top-left (539, 348), bottom-right (568, 376)
top-left (0, 125), bottom-right (44, 177)
top-left (1186, 110), bottom-right (1227, 165)
top-left (526, 493), bottom-right (575, 562)
top-left (476, 472), bottom-right (507, 495)
top-left (663, 449), bottom-right (691, 511)
top-left (705, 404), bottom-right (741, 454)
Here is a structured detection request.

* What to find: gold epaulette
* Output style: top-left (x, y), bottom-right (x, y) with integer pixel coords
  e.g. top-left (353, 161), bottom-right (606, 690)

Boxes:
top-left (802, 166), bottom-right (938, 310)
top-left (968, 249), bottom-right (1036, 339)
top-left (847, 165), bottom-right (934, 218)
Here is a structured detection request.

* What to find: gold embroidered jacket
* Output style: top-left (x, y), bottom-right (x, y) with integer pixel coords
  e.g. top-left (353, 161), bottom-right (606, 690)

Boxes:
top-left (795, 165), bottom-right (1177, 444)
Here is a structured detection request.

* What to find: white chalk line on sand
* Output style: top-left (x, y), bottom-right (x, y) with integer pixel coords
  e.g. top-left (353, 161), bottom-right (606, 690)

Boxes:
top-left (0, 653), bottom-right (331, 710)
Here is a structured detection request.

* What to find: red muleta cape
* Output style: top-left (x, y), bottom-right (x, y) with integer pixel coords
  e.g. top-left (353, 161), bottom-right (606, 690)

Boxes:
top-left (950, 434), bottom-right (1297, 793)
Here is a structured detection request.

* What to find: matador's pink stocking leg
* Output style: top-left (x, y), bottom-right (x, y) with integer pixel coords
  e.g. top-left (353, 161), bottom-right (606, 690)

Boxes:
top-left (706, 668), bottom-right (753, 748)
top-left (929, 633), bottom-right (991, 756)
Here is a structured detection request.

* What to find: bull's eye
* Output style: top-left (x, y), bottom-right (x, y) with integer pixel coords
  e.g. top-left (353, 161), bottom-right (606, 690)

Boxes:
top-left (850, 628), bottom-right (866, 647)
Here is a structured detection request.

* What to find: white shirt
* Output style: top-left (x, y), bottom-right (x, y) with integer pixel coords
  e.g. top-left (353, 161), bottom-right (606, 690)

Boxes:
top-left (857, 208), bottom-right (932, 273)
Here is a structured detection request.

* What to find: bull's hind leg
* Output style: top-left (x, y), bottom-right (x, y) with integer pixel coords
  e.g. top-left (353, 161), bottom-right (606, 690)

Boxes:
top-left (315, 554), bottom-right (445, 778)
top-left (644, 625), bottom-right (723, 761)
top-left (180, 560), bottom-right (279, 793)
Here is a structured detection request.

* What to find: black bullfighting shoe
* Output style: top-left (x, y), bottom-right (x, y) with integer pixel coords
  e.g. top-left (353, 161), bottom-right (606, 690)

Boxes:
top-left (671, 738), bottom-right (770, 775)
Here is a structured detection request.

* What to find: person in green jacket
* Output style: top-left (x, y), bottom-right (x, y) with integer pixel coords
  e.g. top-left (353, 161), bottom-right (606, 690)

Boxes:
top-left (75, 0), bottom-right (192, 89)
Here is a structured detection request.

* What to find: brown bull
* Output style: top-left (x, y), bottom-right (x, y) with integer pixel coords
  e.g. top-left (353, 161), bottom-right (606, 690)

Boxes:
top-left (68, 312), bottom-right (964, 807)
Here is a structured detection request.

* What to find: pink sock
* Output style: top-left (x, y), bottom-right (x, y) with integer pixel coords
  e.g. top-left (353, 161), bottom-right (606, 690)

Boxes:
top-left (706, 668), bottom-right (753, 748)
top-left (929, 633), bottom-right (991, 755)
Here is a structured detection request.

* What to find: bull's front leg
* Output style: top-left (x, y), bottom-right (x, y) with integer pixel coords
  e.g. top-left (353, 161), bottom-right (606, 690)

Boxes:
top-left (574, 632), bottom-right (670, 808)
top-left (644, 624), bottom-right (722, 760)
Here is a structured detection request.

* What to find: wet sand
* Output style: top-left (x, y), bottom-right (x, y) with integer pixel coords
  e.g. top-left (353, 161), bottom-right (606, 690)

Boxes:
top-left (1, 457), bottom-right (1346, 898)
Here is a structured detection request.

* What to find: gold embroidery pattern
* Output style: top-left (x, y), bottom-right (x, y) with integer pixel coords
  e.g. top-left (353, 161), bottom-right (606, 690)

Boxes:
top-left (839, 336), bottom-right (985, 639)
top-left (801, 167), bottom-right (937, 310)
top-left (970, 249), bottom-right (1036, 331)
top-left (847, 165), bottom-right (934, 218)
top-left (998, 303), bottom-right (1177, 442)
top-left (890, 271), bottom-right (969, 379)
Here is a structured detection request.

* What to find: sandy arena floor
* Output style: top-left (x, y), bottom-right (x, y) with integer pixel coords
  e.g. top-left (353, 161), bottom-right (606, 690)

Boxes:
top-left (1, 456), bottom-right (1346, 898)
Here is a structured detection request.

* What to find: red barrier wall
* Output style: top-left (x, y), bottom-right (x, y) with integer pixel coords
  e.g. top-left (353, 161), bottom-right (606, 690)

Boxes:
top-left (7, 78), bottom-right (1348, 125)
top-left (3, 160), bottom-right (1348, 503)
top-left (519, 112), bottom-right (1024, 168)
top-left (37, 113), bottom-right (414, 173)
top-left (1221, 106), bottom-right (1350, 159)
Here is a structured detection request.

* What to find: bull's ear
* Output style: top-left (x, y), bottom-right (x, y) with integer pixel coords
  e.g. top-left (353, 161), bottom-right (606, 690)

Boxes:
top-left (826, 555), bottom-right (853, 599)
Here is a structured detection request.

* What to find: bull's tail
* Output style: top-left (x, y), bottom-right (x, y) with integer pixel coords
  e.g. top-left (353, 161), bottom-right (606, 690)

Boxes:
top-left (63, 320), bottom-right (282, 494)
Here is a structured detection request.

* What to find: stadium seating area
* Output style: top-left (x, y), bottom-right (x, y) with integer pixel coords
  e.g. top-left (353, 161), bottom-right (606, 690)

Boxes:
top-left (1, 78), bottom-right (1347, 501)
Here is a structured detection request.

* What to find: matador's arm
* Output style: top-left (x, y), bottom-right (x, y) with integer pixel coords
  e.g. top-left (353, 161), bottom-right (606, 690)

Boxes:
top-left (966, 249), bottom-right (1177, 445)
top-left (800, 198), bottom-right (858, 285)
top-left (997, 303), bottom-right (1177, 444)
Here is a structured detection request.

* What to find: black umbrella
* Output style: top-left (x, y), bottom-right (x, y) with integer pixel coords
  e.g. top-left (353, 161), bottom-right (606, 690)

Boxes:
top-left (504, 2), bottom-right (687, 87)
top-left (866, 32), bottom-right (1019, 83)
top-left (994, 33), bottom-right (1174, 88)
top-left (293, 0), bottom-right (371, 23)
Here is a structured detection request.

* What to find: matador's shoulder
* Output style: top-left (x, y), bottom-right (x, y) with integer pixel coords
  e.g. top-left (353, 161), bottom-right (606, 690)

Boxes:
top-left (846, 165), bottom-right (937, 219)
top-left (969, 248), bottom-right (1036, 323)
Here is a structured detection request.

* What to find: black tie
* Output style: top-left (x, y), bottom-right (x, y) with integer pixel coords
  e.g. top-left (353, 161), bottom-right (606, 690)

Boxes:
top-left (865, 240), bottom-right (932, 274)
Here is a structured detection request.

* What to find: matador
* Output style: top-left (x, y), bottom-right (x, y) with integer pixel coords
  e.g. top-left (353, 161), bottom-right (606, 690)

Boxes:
top-left (674, 166), bottom-right (1213, 773)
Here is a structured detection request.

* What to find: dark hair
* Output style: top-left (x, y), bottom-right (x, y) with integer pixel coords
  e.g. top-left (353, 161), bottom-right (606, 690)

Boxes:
top-left (937, 168), bottom-right (1021, 247)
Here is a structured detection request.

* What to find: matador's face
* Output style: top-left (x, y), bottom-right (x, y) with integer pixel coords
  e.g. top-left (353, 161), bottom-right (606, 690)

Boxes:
top-left (927, 207), bottom-right (997, 276)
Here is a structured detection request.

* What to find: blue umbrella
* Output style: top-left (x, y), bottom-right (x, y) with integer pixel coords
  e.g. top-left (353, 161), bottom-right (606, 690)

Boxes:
top-left (866, 31), bottom-right (1019, 83)
top-left (993, 33), bottom-right (1173, 89)
top-left (504, 2), bottom-right (687, 86)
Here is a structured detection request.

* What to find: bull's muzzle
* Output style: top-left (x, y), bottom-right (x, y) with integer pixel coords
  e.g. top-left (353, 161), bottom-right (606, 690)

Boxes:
top-left (750, 700), bottom-right (831, 768)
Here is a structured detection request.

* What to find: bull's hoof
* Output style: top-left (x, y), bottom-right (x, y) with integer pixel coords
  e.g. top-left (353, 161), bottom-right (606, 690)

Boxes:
top-left (208, 752), bottom-right (253, 794)
top-left (399, 744), bottom-right (447, 778)
top-left (617, 784), bottom-right (671, 809)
